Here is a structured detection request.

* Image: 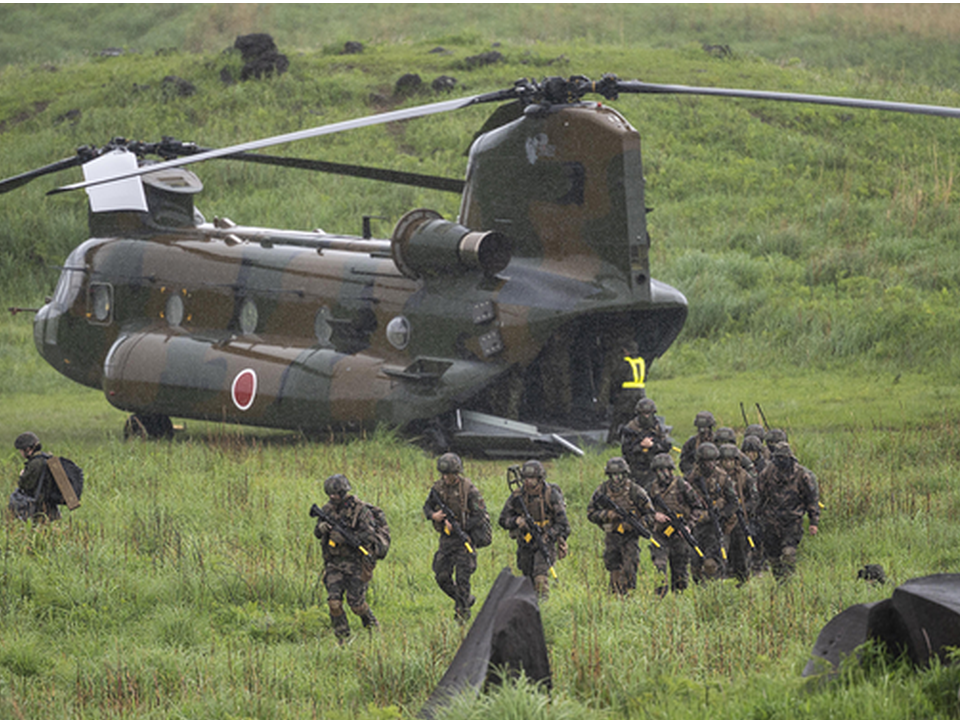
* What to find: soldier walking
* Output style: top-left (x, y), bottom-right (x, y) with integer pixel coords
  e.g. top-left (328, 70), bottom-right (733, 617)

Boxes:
top-left (756, 443), bottom-right (820, 581)
top-left (313, 474), bottom-right (381, 643)
top-left (686, 442), bottom-right (738, 583)
top-left (647, 453), bottom-right (705, 595)
top-left (499, 459), bottom-right (571, 599)
top-left (424, 453), bottom-right (491, 623)
top-left (587, 456), bottom-right (655, 596)
top-left (719, 443), bottom-right (759, 584)
top-left (620, 398), bottom-right (672, 490)
top-left (679, 411), bottom-right (716, 476)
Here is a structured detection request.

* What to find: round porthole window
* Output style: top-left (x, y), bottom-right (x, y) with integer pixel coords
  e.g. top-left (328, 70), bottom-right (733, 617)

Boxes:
top-left (386, 315), bottom-right (411, 350)
top-left (239, 298), bottom-right (258, 335)
top-left (165, 294), bottom-right (184, 327)
top-left (91, 283), bottom-right (112, 322)
top-left (315, 306), bottom-right (333, 345)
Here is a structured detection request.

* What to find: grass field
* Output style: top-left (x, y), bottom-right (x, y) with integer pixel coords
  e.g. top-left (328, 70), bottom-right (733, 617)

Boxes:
top-left (1, 4), bottom-right (960, 719)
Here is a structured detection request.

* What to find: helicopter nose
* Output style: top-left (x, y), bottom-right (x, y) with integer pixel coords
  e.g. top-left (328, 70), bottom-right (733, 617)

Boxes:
top-left (34, 300), bottom-right (64, 364)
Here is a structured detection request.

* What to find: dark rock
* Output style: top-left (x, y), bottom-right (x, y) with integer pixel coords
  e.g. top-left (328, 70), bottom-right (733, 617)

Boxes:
top-left (234, 33), bottom-right (277, 61)
top-left (464, 51), bottom-right (504, 69)
top-left (431, 75), bottom-right (457, 93)
top-left (342, 41), bottom-right (364, 55)
top-left (162, 75), bottom-right (196, 98)
top-left (394, 73), bottom-right (422, 95)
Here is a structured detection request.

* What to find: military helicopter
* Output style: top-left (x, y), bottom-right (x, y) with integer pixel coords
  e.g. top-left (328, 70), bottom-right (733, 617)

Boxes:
top-left (4, 75), bottom-right (959, 456)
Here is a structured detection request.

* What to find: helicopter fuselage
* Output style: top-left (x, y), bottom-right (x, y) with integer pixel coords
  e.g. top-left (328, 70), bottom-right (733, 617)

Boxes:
top-left (32, 101), bottom-right (689, 436)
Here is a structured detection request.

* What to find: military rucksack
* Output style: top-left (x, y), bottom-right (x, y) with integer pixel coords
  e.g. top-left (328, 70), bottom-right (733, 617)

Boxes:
top-left (43, 456), bottom-right (84, 509)
top-left (364, 502), bottom-right (391, 560)
top-left (471, 509), bottom-right (493, 548)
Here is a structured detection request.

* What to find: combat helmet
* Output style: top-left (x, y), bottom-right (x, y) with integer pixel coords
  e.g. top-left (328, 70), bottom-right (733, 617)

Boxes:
top-left (695, 441), bottom-right (720, 460)
top-left (651, 453), bottom-right (674, 470)
top-left (323, 473), bottom-right (351, 497)
top-left (520, 459), bottom-right (546, 480)
top-left (14, 432), bottom-right (40, 451)
top-left (764, 428), bottom-right (787, 448)
top-left (744, 424), bottom-right (765, 439)
top-left (605, 456), bottom-right (630, 476)
top-left (741, 435), bottom-right (764, 454)
top-left (718, 443), bottom-right (739, 460)
top-left (714, 427), bottom-right (737, 445)
top-left (694, 411), bottom-right (716, 428)
top-left (635, 397), bottom-right (657, 415)
top-left (437, 452), bottom-right (463, 475)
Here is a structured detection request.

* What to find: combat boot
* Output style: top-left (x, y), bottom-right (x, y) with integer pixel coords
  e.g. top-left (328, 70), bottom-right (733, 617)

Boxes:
top-left (353, 602), bottom-right (380, 631)
top-left (533, 574), bottom-right (550, 600)
top-left (329, 600), bottom-right (351, 644)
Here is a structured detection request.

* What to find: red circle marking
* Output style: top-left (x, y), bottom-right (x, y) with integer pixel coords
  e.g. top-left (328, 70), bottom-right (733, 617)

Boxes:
top-left (231, 369), bottom-right (257, 411)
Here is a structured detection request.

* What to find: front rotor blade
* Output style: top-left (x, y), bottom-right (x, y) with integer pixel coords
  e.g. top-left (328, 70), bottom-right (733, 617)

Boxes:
top-left (50, 92), bottom-right (492, 195)
top-left (616, 80), bottom-right (960, 119)
top-left (0, 156), bottom-right (85, 195)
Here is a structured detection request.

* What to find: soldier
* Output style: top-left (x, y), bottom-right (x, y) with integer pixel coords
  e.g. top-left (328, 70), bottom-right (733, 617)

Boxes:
top-left (587, 456), bottom-right (655, 596)
top-left (756, 443), bottom-right (820, 581)
top-left (719, 443), bottom-right (759, 585)
top-left (741, 434), bottom-right (766, 476)
top-left (9, 431), bottom-right (60, 521)
top-left (647, 453), bottom-right (705, 596)
top-left (763, 428), bottom-right (788, 457)
top-left (499, 460), bottom-right (571, 599)
top-left (686, 442), bottom-right (738, 582)
top-left (313, 474), bottom-right (380, 643)
top-left (606, 340), bottom-right (645, 444)
top-left (679, 411), bottom-right (716, 476)
top-left (424, 453), bottom-right (491, 623)
top-left (620, 397), bottom-right (672, 490)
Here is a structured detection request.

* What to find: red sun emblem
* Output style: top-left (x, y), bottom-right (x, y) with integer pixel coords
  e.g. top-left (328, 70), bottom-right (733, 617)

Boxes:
top-left (231, 369), bottom-right (257, 411)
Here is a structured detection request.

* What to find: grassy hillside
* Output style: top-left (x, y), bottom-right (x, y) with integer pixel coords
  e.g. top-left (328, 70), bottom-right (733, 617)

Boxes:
top-left (1, 5), bottom-right (960, 719)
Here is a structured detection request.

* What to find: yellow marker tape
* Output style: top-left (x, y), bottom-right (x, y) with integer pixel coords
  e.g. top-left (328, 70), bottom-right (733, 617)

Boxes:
top-left (621, 356), bottom-right (646, 389)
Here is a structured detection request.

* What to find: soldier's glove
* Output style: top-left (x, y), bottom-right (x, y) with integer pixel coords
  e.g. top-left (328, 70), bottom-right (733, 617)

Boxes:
top-left (317, 521), bottom-right (332, 536)
top-left (515, 516), bottom-right (527, 529)
top-left (605, 509), bottom-right (620, 522)
top-left (557, 538), bottom-right (569, 560)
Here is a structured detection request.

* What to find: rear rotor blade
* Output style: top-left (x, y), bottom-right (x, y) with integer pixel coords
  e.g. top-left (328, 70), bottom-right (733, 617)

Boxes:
top-left (49, 91), bottom-right (505, 195)
top-left (614, 80), bottom-right (960, 119)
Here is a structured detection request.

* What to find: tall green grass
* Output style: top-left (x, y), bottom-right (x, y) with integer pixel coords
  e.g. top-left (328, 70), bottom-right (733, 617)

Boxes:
top-left (1, 7), bottom-right (960, 718)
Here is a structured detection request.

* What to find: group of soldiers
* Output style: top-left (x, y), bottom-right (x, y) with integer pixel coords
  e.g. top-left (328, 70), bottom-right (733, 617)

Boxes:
top-left (614, 398), bottom-right (820, 594)
top-left (311, 397), bottom-right (820, 641)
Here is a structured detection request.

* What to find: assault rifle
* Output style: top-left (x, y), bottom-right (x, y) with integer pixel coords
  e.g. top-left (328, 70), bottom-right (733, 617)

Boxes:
top-left (693, 477), bottom-right (728, 564)
top-left (595, 492), bottom-right (661, 548)
top-left (734, 498), bottom-right (757, 550)
top-left (309, 503), bottom-right (370, 556)
top-left (426, 488), bottom-right (475, 554)
top-left (651, 494), bottom-right (704, 558)
top-left (506, 466), bottom-right (557, 579)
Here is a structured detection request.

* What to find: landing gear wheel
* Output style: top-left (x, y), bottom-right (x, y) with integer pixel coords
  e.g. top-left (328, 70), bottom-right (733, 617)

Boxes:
top-left (123, 413), bottom-right (174, 440)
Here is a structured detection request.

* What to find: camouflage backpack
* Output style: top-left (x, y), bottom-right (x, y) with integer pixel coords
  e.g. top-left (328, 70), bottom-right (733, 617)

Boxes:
top-left (471, 505), bottom-right (493, 548)
top-left (364, 502), bottom-right (391, 560)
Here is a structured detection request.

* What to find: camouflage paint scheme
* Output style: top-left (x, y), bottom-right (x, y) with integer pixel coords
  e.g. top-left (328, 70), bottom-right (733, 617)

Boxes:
top-left (32, 102), bottom-right (687, 434)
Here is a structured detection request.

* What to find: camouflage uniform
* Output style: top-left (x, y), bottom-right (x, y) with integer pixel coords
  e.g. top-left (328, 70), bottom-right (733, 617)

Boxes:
top-left (313, 474), bottom-right (379, 642)
top-left (679, 411), bottom-right (715, 476)
top-left (756, 443), bottom-right (820, 581)
top-left (686, 442), bottom-right (737, 582)
top-left (424, 453), bottom-right (489, 622)
top-left (499, 460), bottom-right (571, 599)
top-left (587, 457), bottom-right (655, 595)
top-left (647, 454), bottom-right (705, 595)
top-left (10, 432), bottom-right (60, 522)
top-left (620, 398), bottom-right (672, 490)
top-left (719, 443), bottom-right (759, 584)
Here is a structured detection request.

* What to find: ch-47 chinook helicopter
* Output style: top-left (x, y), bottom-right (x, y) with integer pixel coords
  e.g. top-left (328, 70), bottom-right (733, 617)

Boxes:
top-left (4, 74), bottom-right (959, 457)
